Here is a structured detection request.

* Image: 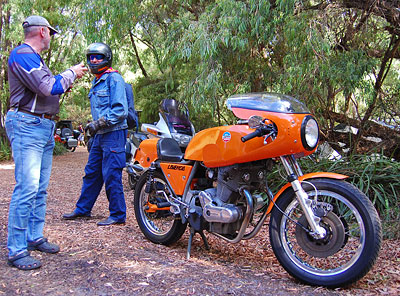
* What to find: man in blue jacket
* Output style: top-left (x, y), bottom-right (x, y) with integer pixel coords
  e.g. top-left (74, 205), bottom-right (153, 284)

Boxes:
top-left (63, 43), bottom-right (128, 227)
top-left (6, 15), bottom-right (87, 270)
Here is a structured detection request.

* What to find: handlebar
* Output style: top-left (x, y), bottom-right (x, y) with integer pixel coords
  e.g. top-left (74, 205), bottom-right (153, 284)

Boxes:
top-left (241, 129), bottom-right (264, 142)
top-left (241, 125), bottom-right (276, 142)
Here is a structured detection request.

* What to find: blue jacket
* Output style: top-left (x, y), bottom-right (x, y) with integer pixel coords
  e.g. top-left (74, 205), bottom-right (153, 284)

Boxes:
top-left (89, 72), bottom-right (128, 134)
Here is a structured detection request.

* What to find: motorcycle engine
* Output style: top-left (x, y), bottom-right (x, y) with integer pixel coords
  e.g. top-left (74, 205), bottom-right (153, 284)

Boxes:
top-left (199, 162), bottom-right (267, 235)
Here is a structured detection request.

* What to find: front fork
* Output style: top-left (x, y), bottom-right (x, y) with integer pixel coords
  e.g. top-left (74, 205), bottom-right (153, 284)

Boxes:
top-left (280, 155), bottom-right (326, 239)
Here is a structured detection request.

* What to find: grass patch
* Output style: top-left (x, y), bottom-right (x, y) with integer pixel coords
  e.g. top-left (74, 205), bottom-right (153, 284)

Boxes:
top-left (298, 154), bottom-right (400, 239)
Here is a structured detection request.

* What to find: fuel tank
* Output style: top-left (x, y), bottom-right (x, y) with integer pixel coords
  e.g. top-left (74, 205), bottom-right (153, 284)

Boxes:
top-left (184, 112), bottom-right (315, 168)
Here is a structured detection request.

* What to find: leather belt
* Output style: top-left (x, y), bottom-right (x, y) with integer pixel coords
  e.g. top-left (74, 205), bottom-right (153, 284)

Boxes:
top-left (9, 108), bottom-right (59, 121)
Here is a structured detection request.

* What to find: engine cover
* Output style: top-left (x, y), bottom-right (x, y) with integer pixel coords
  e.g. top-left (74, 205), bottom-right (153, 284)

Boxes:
top-left (199, 190), bottom-right (242, 223)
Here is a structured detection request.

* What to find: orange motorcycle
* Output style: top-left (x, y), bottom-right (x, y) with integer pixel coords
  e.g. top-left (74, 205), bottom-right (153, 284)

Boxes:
top-left (130, 92), bottom-right (381, 288)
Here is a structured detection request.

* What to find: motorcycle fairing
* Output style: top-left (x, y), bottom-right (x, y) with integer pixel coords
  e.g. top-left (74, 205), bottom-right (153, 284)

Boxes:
top-left (134, 138), bottom-right (159, 168)
top-left (265, 172), bottom-right (348, 214)
top-left (159, 163), bottom-right (194, 195)
top-left (184, 112), bottom-right (315, 168)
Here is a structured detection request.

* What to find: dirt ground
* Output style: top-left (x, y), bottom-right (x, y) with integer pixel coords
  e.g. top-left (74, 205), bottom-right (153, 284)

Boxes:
top-left (0, 146), bottom-right (399, 296)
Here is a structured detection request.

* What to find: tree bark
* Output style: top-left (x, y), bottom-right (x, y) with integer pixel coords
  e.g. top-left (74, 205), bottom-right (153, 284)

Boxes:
top-left (326, 111), bottom-right (400, 160)
top-left (129, 31), bottom-right (148, 78)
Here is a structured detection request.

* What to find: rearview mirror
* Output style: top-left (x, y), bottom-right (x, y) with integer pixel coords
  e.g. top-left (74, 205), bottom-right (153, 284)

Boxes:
top-left (248, 116), bottom-right (264, 129)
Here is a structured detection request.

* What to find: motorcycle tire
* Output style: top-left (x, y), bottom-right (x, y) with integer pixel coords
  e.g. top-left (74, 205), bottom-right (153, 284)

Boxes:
top-left (134, 171), bottom-right (187, 245)
top-left (269, 178), bottom-right (381, 288)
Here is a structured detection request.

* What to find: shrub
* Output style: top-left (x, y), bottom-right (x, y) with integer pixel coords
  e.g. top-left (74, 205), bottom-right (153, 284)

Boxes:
top-left (0, 138), bottom-right (11, 161)
top-left (267, 153), bottom-right (399, 238)
top-left (298, 154), bottom-right (400, 239)
top-left (53, 141), bottom-right (68, 156)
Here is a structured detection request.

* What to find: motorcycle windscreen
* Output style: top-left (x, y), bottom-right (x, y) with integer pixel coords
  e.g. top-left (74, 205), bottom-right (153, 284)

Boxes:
top-left (162, 113), bottom-right (193, 136)
top-left (226, 92), bottom-right (310, 119)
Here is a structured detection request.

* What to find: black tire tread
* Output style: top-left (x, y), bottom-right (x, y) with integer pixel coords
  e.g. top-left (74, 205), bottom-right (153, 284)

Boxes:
top-left (133, 171), bottom-right (187, 246)
top-left (269, 178), bottom-right (381, 288)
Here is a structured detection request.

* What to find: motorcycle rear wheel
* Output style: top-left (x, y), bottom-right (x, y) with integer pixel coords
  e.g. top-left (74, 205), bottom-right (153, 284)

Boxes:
top-left (269, 178), bottom-right (381, 288)
top-left (134, 171), bottom-right (187, 245)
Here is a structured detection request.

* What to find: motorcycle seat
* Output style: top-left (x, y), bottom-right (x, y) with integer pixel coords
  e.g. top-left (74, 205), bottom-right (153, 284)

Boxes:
top-left (157, 138), bottom-right (184, 162)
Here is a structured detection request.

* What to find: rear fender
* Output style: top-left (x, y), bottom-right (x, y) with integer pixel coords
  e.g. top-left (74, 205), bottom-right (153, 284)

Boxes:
top-left (265, 172), bottom-right (348, 214)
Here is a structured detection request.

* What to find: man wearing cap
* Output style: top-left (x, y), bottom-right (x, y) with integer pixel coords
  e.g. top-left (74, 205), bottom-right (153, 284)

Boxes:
top-left (5, 15), bottom-right (88, 270)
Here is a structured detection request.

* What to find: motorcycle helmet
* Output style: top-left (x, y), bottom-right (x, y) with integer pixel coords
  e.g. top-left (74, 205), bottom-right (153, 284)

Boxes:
top-left (86, 42), bottom-right (112, 74)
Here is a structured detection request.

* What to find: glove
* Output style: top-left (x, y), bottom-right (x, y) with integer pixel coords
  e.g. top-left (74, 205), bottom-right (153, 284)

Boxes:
top-left (85, 117), bottom-right (109, 136)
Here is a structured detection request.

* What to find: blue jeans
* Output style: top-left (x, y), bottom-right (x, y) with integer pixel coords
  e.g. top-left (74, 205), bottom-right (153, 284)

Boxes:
top-left (5, 110), bottom-right (55, 257)
top-left (75, 129), bottom-right (127, 222)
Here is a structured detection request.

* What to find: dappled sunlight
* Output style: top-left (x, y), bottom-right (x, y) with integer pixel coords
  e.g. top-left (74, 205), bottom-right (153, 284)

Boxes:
top-left (0, 163), bottom-right (14, 170)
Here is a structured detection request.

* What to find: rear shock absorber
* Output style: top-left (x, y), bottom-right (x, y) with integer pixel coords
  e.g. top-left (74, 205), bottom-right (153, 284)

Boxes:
top-left (145, 162), bottom-right (157, 193)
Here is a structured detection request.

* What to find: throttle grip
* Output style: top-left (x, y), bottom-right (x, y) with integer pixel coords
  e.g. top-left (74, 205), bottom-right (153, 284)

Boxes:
top-left (241, 129), bottom-right (263, 142)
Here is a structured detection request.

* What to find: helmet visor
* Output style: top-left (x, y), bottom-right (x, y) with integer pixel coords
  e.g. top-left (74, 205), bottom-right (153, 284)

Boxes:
top-left (89, 54), bottom-right (105, 61)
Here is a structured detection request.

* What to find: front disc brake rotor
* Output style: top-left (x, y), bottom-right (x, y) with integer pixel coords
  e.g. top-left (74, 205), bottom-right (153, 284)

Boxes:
top-left (295, 212), bottom-right (346, 258)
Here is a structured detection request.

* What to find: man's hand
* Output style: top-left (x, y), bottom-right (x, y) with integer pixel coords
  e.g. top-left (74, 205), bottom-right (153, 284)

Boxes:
top-left (71, 62), bottom-right (88, 79)
top-left (85, 117), bottom-right (109, 136)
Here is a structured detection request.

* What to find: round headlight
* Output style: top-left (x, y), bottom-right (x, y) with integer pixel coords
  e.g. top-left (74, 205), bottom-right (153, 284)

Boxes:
top-left (301, 115), bottom-right (319, 151)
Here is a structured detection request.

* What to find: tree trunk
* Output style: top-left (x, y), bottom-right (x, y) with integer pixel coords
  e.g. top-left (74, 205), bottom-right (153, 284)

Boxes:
top-left (129, 31), bottom-right (148, 78)
top-left (351, 35), bottom-right (400, 154)
top-left (326, 111), bottom-right (400, 160)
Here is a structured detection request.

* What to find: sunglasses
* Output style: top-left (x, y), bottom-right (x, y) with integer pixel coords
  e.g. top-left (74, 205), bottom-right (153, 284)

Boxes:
top-left (89, 54), bottom-right (105, 61)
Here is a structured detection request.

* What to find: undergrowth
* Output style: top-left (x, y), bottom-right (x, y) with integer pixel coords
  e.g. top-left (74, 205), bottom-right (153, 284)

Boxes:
top-left (0, 138), bottom-right (11, 161)
top-left (297, 154), bottom-right (400, 239)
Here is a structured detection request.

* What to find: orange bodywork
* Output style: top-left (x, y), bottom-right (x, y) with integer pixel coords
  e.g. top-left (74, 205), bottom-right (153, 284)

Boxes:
top-left (265, 172), bottom-right (348, 215)
top-left (134, 138), bottom-right (159, 168)
top-left (159, 163), bottom-right (193, 196)
top-left (185, 111), bottom-right (316, 168)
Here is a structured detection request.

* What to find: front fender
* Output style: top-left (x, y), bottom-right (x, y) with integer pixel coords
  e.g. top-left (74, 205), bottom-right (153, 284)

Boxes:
top-left (266, 172), bottom-right (348, 214)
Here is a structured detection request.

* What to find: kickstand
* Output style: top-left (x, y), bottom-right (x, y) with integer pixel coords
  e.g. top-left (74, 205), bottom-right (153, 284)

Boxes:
top-left (186, 227), bottom-right (210, 260)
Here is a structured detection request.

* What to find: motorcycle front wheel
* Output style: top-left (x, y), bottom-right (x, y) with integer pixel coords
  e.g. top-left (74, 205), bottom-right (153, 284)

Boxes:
top-left (269, 178), bottom-right (381, 288)
top-left (134, 171), bottom-right (187, 245)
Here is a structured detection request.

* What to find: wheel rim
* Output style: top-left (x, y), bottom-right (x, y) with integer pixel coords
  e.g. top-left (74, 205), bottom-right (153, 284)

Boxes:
top-left (280, 190), bottom-right (365, 276)
top-left (138, 177), bottom-right (175, 236)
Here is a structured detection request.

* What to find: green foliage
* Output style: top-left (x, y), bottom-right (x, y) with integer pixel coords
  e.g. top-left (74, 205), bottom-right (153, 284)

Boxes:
top-left (1, 0), bottom-right (400, 236)
top-left (267, 152), bottom-right (399, 238)
top-left (299, 154), bottom-right (400, 238)
top-left (0, 137), bottom-right (68, 160)
top-left (53, 141), bottom-right (67, 156)
top-left (133, 75), bottom-right (175, 124)
top-left (0, 137), bottom-right (11, 161)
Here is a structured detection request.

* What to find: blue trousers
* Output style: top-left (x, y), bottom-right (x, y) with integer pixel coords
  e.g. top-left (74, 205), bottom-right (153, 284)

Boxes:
top-left (5, 110), bottom-right (55, 257)
top-left (75, 129), bottom-right (127, 222)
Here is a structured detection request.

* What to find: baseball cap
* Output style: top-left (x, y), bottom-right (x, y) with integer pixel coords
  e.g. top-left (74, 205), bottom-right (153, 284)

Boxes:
top-left (22, 15), bottom-right (58, 35)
